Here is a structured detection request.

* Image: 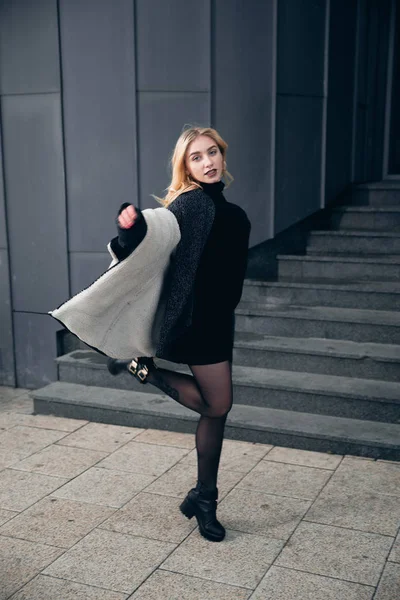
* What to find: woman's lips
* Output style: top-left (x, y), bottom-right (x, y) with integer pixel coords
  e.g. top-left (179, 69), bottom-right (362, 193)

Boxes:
top-left (206, 169), bottom-right (217, 177)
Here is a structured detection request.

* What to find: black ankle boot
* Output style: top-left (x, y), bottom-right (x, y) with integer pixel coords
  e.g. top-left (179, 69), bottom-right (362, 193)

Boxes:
top-left (180, 482), bottom-right (225, 542)
top-left (107, 357), bottom-right (155, 383)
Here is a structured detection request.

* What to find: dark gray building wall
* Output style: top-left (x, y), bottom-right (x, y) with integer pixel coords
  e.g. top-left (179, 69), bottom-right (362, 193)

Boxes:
top-left (0, 0), bottom-right (393, 388)
top-left (0, 0), bottom-right (68, 388)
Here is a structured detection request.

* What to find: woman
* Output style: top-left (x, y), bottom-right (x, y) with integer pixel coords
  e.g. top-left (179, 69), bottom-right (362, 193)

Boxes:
top-left (108, 126), bottom-right (251, 542)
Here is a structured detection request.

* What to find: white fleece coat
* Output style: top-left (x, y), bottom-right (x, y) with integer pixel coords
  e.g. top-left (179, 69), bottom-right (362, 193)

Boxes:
top-left (50, 207), bottom-right (181, 358)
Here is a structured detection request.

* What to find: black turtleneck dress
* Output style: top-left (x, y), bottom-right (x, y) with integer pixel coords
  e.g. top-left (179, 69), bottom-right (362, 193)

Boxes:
top-left (166, 181), bottom-right (251, 364)
top-left (117, 181), bottom-right (251, 365)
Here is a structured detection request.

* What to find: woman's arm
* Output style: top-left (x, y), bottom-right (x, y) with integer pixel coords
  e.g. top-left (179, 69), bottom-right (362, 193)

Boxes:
top-left (109, 202), bottom-right (148, 262)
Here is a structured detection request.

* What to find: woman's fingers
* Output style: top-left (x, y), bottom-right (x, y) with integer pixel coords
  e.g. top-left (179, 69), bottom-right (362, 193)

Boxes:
top-left (118, 205), bottom-right (137, 228)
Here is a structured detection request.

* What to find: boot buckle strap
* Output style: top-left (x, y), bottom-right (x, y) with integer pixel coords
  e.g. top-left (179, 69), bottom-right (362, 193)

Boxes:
top-left (128, 359), bottom-right (148, 382)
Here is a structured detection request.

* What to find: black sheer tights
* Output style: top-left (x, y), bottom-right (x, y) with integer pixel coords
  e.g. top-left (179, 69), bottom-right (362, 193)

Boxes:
top-left (146, 361), bottom-right (233, 490)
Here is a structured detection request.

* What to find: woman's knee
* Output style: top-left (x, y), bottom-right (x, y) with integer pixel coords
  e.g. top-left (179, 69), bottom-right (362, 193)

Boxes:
top-left (206, 402), bottom-right (232, 419)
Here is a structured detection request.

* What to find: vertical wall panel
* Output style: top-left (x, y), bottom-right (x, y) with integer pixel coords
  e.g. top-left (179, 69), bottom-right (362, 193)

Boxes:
top-left (214, 0), bottom-right (276, 246)
top-left (70, 252), bottom-right (111, 296)
top-left (0, 123), bottom-right (15, 385)
top-left (60, 0), bottom-right (137, 252)
top-left (277, 0), bottom-right (326, 96)
top-left (14, 313), bottom-right (61, 389)
top-left (0, 250), bottom-right (14, 386)
top-left (274, 0), bottom-right (327, 235)
top-left (325, 0), bottom-right (357, 203)
top-left (136, 0), bottom-right (210, 91)
top-left (275, 97), bottom-right (324, 233)
top-left (2, 94), bottom-right (69, 313)
top-left (138, 93), bottom-right (210, 207)
top-left (0, 0), bottom-right (60, 94)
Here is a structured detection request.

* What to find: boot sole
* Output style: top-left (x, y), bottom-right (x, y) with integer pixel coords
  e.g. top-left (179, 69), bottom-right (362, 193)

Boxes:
top-left (179, 498), bottom-right (225, 542)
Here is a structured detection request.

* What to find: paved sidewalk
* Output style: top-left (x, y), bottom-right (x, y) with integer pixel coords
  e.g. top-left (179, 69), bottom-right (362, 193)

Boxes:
top-left (0, 387), bottom-right (399, 599)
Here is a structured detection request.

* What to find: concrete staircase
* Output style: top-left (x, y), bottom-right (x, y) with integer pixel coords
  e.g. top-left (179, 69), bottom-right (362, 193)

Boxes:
top-left (33, 181), bottom-right (400, 459)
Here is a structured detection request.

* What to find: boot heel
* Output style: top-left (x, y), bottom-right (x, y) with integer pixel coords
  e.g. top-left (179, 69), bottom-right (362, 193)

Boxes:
top-left (179, 498), bottom-right (195, 519)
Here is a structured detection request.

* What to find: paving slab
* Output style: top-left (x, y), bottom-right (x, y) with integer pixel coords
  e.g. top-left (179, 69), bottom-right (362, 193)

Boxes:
top-left (0, 496), bottom-right (114, 548)
top-left (52, 466), bottom-right (156, 508)
top-left (305, 484), bottom-right (400, 535)
top-left (144, 462), bottom-right (245, 500)
top-left (0, 469), bottom-right (68, 511)
top-left (264, 446), bottom-right (343, 469)
top-left (0, 535), bottom-right (64, 600)
top-left (57, 422), bottom-right (144, 452)
top-left (250, 566), bottom-right (374, 600)
top-left (326, 456), bottom-right (400, 496)
top-left (237, 460), bottom-right (332, 500)
top-left (179, 439), bottom-right (272, 473)
top-left (10, 413), bottom-right (88, 432)
top-left (133, 428), bottom-right (196, 449)
top-left (100, 492), bottom-right (197, 543)
top-left (218, 488), bottom-right (311, 540)
top-left (374, 562), bottom-right (400, 599)
top-left (0, 387), bottom-right (29, 403)
top-left (11, 574), bottom-right (128, 600)
top-left (0, 425), bottom-right (67, 459)
top-left (275, 521), bottom-right (393, 586)
top-left (43, 528), bottom-right (176, 594)
top-left (128, 569), bottom-right (251, 599)
top-left (13, 444), bottom-right (107, 479)
top-left (98, 441), bottom-right (190, 477)
top-left (160, 529), bottom-right (284, 589)
top-left (388, 530), bottom-right (400, 563)
top-left (0, 507), bottom-right (18, 526)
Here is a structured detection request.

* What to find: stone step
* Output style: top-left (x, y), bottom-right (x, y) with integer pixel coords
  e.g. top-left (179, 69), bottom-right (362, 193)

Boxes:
top-left (241, 279), bottom-right (400, 311)
top-left (236, 302), bottom-right (400, 344)
top-left (233, 333), bottom-right (400, 382)
top-left (351, 182), bottom-right (400, 206)
top-left (32, 381), bottom-right (400, 460)
top-left (330, 206), bottom-right (400, 231)
top-left (307, 230), bottom-right (400, 255)
top-left (277, 254), bottom-right (400, 282)
top-left (56, 351), bottom-right (400, 423)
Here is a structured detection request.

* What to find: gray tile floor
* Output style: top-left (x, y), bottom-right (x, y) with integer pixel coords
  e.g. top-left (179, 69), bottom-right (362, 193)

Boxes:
top-left (0, 386), bottom-right (399, 599)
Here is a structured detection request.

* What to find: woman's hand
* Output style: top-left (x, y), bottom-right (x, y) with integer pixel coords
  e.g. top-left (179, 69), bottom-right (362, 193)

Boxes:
top-left (118, 205), bottom-right (138, 229)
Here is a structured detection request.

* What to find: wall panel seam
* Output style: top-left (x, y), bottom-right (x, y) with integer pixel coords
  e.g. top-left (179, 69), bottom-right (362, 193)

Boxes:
top-left (270, 0), bottom-right (277, 239)
top-left (0, 99), bottom-right (17, 384)
top-left (57, 0), bottom-right (71, 299)
top-left (1, 91), bottom-right (60, 98)
top-left (320, 0), bottom-right (330, 209)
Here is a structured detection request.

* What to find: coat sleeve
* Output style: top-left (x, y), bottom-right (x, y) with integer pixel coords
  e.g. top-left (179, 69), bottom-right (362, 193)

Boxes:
top-left (109, 202), bottom-right (148, 262)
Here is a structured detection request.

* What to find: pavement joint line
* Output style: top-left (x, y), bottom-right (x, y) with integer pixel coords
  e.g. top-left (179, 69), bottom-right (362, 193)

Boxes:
top-left (263, 564), bottom-right (378, 590)
top-left (157, 566), bottom-right (256, 590)
top-left (301, 519), bottom-right (398, 538)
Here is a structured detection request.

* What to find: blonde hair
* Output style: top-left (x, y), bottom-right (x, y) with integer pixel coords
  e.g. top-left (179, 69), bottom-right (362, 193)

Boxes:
top-left (156, 126), bottom-right (233, 207)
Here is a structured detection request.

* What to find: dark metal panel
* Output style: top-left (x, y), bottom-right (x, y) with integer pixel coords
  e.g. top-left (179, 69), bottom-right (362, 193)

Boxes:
top-left (70, 252), bottom-right (111, 296)
top-left (14, 312), bottom-right (61, 389)
top-left (60, 0), bottom-right (137, 253)
top-left (1, 94), bottom-right (69, 313)
top-left (325, 0), bottom-right (357, 203)
top-left (0, 0), bottom-right (60, 94)
top-left (0, 249), bottom-right (15, 386)
top-left (214, 0), bottom-right (276, 246)
top-left (138, 92), bottom-right (210, 208)
top-left (136, 0), bottom-right (210, 92)
top-left (274, 96), bottom-right (323, 234)
top-left (277, 0), bottom-right (326, 97)
top-left (0, 127), bottom-right (7, 248)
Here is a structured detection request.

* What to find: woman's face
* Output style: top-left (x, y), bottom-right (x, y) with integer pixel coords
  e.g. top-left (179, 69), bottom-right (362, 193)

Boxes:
top-left (186, 135), bottom-right (224, 184)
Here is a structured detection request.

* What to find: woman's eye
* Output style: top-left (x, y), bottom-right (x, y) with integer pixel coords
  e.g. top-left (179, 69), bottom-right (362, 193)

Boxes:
top-left (192, 155), bottom-right (200, 161)
top-left (210, 149), bottom-right (217, 155)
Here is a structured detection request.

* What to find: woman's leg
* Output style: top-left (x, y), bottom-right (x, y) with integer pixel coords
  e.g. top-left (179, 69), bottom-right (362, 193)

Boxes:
top-left (189, 361), bottom-right (233, 490)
